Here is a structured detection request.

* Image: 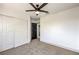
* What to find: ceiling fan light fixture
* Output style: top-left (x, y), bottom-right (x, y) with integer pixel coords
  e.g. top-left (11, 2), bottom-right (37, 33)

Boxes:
top-left (35, 11), bottom-right (40, 14)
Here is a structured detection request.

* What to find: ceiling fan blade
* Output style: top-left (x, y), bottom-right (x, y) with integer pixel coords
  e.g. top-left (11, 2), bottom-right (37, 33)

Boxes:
top-left (26, 10), bottom-right (36, 12)
top-left (39, 10), bottom-right (49, 13)
top-left (29, 3), bottom-right (37, 10)
top-left (38, 3), bottom-right (48, 10)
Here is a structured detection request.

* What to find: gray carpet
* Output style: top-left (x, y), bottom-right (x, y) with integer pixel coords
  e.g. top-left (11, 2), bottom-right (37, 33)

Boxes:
top-left (0, 39), bottom-right (79, 55)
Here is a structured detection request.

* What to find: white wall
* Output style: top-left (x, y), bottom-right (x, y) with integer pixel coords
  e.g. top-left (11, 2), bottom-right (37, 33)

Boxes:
top-left (40, 6), bottom-right (79, 52)
top-left (31, 17), bottom-right (40, 23)
top-left (0, 3), bottom-right (30, 52)
top-left (14, 17), bottom-right (29, 47)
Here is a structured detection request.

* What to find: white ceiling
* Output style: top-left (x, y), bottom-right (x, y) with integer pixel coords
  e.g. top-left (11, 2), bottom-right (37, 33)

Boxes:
top-left (0, 3), bottom-right (79, 19)
top-left (42, 3), bottom-right (79, 14)
top-left (28, 3), bottom-right (79, 19)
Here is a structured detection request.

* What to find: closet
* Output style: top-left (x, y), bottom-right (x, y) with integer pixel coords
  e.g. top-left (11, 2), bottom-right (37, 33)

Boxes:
top-left (0, 15), bottom-right (28, 52)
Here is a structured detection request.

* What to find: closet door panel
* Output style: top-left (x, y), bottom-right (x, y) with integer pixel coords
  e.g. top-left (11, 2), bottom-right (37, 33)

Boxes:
top-left (2, 16), bottom-right (14, 51)
top-left (6, 17), bottom-right (15, 49)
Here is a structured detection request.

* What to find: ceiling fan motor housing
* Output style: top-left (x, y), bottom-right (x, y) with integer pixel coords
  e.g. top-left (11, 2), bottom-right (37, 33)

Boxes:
top-left (36, 4), bottom-right (39, 8)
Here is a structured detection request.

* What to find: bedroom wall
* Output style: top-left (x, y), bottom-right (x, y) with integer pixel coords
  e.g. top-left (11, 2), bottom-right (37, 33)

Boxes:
top-left (0, 4), bottom-right (30, 52)
top-left (40, 6), bottom-right (79, 52)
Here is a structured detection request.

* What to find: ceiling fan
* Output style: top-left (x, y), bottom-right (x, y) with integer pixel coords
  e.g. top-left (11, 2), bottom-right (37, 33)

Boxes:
top-left (25, 3), bottom-right (49, 16)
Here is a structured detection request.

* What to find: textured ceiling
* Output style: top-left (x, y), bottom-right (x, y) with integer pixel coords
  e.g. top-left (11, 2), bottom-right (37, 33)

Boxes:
top-left (42, 3), bottom-right (79, 14)
top-left (0, 3), bottom-right (79, 19)
top-left (30, 3), bottom-right (79, 18)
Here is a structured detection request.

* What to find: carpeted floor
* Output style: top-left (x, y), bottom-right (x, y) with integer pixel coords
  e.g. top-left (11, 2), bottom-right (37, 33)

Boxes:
top-left (0, 39), bottom-right (79, 55)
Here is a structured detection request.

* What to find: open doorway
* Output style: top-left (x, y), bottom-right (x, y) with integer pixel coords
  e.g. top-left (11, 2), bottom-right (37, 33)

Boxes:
top-left (31, 23), bottom-right (37, 39)
top-left (31, 17), bottom-right (40, 40)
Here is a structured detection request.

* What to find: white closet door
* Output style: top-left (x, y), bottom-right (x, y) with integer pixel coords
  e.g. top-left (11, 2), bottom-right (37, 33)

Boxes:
top-left (2, 16), bottom-right (14, 51)
top-left (0, 15), bottom-right (3, 52)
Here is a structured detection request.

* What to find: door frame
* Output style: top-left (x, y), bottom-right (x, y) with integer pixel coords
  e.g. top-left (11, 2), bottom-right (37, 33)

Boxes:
top-left (27, 16), bottom-right (31, 43)
top-left (27, 16), bottom-right (40, 42)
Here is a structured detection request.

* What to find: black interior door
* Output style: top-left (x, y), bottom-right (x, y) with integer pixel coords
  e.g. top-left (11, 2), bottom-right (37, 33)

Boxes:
top-left (32, 23), bottom-right (37, 39)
